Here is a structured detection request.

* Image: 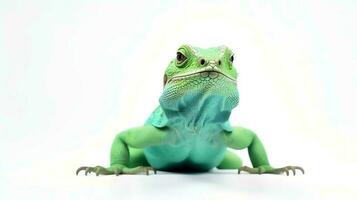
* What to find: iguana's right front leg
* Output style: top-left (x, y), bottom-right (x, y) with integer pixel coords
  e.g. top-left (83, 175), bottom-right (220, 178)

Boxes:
top-left (76, 125), bottom-right (167, 176)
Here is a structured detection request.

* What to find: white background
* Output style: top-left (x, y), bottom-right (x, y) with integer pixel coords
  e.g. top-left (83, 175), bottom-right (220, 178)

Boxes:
top-left (1, 0), bottom-right (356, 199)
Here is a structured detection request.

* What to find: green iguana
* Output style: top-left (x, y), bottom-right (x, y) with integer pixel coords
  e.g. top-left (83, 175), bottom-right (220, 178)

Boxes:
top-left (76, 45), bottom-right (304, 176)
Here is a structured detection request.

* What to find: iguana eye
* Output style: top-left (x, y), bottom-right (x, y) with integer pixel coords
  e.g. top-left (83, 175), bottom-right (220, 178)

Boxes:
top-left (176, 52), bottom-right (187, 64)
top-left (230, 55), bottom-right (234, 62)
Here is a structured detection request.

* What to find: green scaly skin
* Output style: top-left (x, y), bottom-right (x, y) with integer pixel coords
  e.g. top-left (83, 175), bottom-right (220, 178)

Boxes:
top-left (77, 45), bottom-right (304, 176)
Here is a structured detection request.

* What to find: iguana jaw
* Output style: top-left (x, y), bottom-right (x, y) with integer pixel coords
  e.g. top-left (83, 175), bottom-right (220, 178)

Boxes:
top-left (167, 67), bottom-right (236, 84)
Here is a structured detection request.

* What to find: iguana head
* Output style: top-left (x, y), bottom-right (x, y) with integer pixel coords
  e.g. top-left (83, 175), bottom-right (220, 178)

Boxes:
top-left (160, 45), bottom-right (239, 113)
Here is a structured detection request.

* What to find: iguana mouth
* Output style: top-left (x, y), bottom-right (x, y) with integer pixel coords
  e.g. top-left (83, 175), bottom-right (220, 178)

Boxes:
top-left (167, 68), bottom-right (236, 84)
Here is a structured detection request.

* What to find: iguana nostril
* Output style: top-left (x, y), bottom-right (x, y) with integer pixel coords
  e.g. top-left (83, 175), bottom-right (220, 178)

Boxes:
top-left (200, 59), bottom-right (206, 65)
top-left (218, 60), bottom-right (221, 66)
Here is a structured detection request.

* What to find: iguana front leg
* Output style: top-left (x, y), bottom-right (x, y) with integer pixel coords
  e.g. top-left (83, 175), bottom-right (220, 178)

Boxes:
top-left (76, 125), bottom-right (167, 176)
top-left (223, 127), bottom-right (304, 176)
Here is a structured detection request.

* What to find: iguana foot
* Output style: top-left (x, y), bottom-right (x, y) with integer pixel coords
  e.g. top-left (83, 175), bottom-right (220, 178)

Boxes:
top-left (238, 165), bottom-right (304, 176)
top-left (76, 165), bottom-right (157, 176)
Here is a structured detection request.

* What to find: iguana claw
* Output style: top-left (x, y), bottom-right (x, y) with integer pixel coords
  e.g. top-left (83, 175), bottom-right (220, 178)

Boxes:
top-left (238, 165), bottom-right (304, 176)
top-left (76, 165), bottom-right (157, 176)
top-left (76, 166), bottom-right (88, 176)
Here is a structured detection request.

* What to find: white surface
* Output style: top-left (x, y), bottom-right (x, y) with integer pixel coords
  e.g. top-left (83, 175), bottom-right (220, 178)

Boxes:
top-left (1, 0), bottom-right (356, 199)
top-left (3, 170), bottom-right (356, 200)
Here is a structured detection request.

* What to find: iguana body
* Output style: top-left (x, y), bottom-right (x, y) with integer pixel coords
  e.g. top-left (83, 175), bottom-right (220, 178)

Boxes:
top-left (77, 45), bottom-right (303, 175)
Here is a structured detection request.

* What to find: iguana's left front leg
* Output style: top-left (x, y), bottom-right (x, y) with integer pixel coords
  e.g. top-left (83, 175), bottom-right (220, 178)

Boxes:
top-left (223, 127), bottom-right (304, 175)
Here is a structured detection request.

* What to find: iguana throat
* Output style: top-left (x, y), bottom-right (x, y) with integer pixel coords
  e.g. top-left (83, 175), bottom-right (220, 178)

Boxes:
top-left (159, 71), bottom-right (239, 131)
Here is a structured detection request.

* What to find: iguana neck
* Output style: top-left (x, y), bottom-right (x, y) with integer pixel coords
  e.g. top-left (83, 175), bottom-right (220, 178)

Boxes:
top-left (158, 72), bottom-right (239, 133)
top-left (161, 91), bottom-right (233, 132)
